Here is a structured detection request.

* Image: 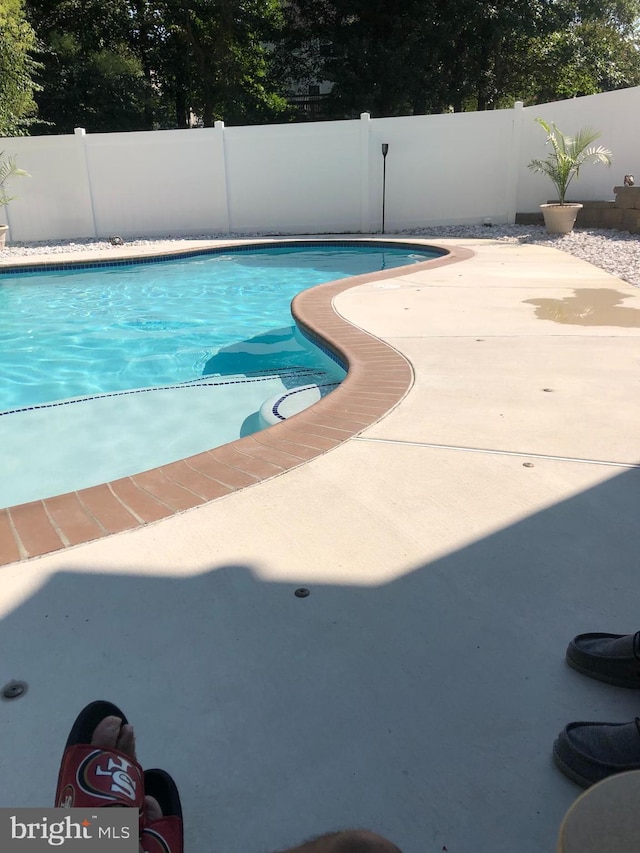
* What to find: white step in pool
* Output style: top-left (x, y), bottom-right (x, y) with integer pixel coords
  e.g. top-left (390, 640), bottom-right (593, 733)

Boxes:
top-left (259, 382), bottom-right (341, 428)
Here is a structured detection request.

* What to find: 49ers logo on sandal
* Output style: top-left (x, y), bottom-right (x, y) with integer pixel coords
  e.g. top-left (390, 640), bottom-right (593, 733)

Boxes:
top-left (76, 750), bottom-right (142, 802)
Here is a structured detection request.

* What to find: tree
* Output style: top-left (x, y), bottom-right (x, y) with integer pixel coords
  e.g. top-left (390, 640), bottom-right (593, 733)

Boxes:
top-left (276, 0), bottom-right (453, 117)
top-left (0, 0), bottom-right (40, 135)
top-left (519, 19), bottom-right (640, 103)
top-left (25, 0), bottom-right (174, 133)
top-left (26, 0), bottom-right (291, 132)
top-left (157, 0), bottom-right (290, 126)
top-left (277, 0), bottom-right (640, 117)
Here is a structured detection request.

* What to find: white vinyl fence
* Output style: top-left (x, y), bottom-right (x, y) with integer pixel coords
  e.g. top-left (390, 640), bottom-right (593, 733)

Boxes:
top-left (1, 87), bottom-right (639, 242)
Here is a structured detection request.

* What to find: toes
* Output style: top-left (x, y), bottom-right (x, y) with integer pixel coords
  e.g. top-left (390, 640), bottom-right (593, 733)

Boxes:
top-left (91, 716), bottom-right (122, 749)
top-left (90, 716), bottom-right (137, 760)
top-left (144, 795), bottom-right (163, 823)
top-left (116, 723), bottom-right (136, 758)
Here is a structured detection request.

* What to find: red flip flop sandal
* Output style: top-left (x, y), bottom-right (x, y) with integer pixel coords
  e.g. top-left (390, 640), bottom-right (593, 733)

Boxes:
top-left (141, 769), bottom-right (183, 853)
top-left (55, 700), bottom-right (145, 823)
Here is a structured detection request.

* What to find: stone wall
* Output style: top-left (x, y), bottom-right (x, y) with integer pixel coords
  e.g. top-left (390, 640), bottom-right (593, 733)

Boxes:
top-left (517, 186), bottom-right (640, 232)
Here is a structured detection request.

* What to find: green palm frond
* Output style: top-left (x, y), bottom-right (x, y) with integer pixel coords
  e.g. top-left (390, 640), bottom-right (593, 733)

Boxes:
top-left (0, 152), bottom-right (30, 207)
top-left (528, 118), bottom-right (612, 204)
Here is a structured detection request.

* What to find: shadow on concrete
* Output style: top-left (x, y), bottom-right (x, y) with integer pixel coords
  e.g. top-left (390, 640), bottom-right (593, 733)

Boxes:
top-left (2, 467), bottom-right (640, 853)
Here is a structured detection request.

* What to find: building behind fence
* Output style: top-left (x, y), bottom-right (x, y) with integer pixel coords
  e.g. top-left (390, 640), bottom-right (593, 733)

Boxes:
top-left (1, 87), bottom-right (639, 242)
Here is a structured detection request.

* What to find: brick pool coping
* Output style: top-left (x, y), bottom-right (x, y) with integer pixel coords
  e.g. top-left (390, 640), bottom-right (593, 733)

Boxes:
top-left (0, 239), bottom-right (473, 567)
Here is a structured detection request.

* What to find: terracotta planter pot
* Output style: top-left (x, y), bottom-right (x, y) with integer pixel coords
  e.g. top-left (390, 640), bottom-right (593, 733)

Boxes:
top-left (540, 203), bottom-right (583, 235)
top-left (0, 224), bottom-right (8, 248)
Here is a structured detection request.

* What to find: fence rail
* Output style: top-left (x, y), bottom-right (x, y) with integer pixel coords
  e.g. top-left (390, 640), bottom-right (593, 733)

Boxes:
top-left (1, 87), bottom-right (638, 242)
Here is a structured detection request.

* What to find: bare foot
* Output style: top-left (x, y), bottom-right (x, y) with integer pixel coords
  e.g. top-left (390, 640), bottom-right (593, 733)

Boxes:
top-left (90, 715), bottom-right (162, 844)
top-left (91, 715), bottom-right (136, 757)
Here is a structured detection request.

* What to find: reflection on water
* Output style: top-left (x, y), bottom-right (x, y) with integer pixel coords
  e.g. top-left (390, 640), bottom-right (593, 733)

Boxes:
top-left (523, 289), bottom-right (640, 327)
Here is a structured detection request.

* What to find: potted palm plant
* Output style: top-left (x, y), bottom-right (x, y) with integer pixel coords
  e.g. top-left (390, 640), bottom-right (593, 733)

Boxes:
top-left (528, 118), bottom-right (613, 234)
top-left (0, 152), bottom-right (30, 248)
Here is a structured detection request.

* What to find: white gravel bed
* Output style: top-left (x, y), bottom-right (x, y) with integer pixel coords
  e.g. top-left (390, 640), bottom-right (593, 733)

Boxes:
top-left (1, 225), bottom-right (638, 287)
top-left (407, 225), bottom-right (640, 287)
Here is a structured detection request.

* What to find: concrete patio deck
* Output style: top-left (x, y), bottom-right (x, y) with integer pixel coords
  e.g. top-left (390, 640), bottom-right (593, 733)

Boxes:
top-left (2, 237), bottom-right (640, 853)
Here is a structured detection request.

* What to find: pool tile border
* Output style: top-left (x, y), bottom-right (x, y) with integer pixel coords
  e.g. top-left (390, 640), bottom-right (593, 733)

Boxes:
top-left (0, 238), bottom-right (445, 276)
top-left (0, 240), bottom-right (473, 567)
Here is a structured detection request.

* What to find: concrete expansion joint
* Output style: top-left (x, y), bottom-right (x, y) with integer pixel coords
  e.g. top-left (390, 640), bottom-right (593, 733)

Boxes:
top-left (353, 436), bottom-right (640, 469)
top-left (386, 333), bottom-right (630, 339)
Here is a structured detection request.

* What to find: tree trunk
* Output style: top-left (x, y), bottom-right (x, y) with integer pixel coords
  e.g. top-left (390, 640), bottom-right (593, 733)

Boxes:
top-left (175, 87), bottom-right (189, 128)
top-left (131, 0), bottom-right (155, 129)
top-left (203, 98), bottom-right (214, 127)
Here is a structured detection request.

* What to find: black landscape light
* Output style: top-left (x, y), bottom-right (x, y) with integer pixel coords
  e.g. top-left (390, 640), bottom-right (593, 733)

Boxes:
top-left (381, 143), bottom-right (389, 233)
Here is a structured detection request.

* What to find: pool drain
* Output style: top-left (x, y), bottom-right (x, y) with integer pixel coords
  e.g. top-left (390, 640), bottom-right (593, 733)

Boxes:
top-left (2, 680), bottom-right (27, 700)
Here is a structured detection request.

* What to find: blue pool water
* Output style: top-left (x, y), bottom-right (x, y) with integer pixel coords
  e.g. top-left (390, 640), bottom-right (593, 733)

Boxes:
top-left (0, 241), bottom-right (443, 508)
top-left (0, 243), bottom-right (440, 412)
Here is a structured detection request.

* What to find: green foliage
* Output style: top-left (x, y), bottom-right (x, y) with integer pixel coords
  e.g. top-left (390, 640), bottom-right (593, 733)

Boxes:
top-left (25, 0), bottom-right (290, 131)
top-left (277, 0), bottom-right (640, 118)
top-left (33, 32), bottom-right (170, 133)
top-left (528, 117), bottom-right (613, 203)
top-left (0, 151), bottom-right (30, 207)
top-left (520, 21), bottom-right (640, 103)
top-left (276, 0), bottom-right (468, 117)
top-left (25, 1), bottom-right (175, 133)
top-left (19, 0), bottom-right (640, 130)
top-left (159, 0), bottom-right (290, 126)
top-left (0, 0), bottom-right (40, 135)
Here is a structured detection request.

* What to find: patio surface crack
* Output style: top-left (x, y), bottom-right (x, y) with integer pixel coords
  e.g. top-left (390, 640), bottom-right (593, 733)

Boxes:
top-left (352, 436), bottom-right (640, 469)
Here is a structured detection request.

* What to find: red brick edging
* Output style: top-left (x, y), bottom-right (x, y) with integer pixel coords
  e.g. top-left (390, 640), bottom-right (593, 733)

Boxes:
top-left (0, 241), bottom-right (472, 567)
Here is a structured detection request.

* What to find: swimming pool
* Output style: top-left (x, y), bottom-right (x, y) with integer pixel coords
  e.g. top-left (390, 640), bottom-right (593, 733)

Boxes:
top-left (0, 242), bottom-right (440, 411)
top-left (0, 240), bottom-right (444, 508)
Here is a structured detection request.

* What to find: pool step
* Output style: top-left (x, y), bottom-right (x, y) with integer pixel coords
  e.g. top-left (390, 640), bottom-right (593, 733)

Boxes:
top-left (259, 382), bottom-right (340, 427)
